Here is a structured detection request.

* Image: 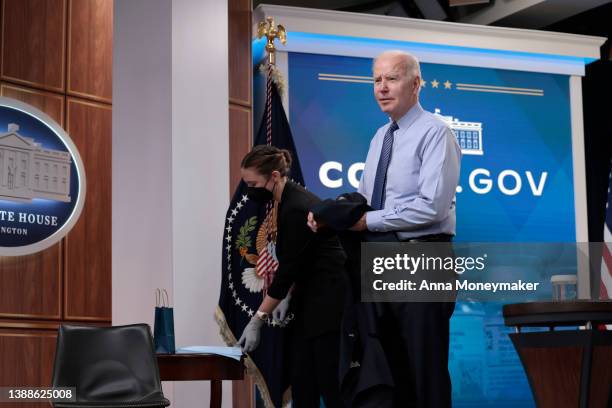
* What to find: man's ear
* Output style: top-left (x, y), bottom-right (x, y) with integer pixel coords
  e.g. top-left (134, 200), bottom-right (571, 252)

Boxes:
top-left (271, 170), bottom-right (281, 182)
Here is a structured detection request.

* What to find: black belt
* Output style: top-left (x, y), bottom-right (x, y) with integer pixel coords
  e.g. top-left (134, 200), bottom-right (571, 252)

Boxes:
top-left (402, 233), bottom-right (453, 242)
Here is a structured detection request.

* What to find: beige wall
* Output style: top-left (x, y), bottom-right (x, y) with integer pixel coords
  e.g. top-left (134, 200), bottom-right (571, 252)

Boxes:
top-left (113, 0), bottom-right (230, 405)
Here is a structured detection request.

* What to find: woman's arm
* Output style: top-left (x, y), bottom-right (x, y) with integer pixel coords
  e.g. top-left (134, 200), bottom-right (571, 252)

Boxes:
top-left (257, 295), bottom-right (281, 315)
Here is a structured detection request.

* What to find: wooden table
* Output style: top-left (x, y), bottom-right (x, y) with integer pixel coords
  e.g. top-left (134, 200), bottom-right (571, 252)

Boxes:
top-left (503, 301), bottom-right (612, 408)
top-left (157, 353), bottom-right (245, 408)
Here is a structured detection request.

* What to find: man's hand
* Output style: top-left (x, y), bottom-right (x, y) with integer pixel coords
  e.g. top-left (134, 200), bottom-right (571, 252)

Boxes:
top-left (307, 212), bottom-right (325, 232)
top-left (349, 214), bottom-right (368, 231)
top-left (236, 316), bottom-right (264, 353)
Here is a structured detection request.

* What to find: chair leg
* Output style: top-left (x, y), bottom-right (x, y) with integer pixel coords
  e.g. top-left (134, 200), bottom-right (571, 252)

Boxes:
top-left (211, 379), bottom-right (222, 408)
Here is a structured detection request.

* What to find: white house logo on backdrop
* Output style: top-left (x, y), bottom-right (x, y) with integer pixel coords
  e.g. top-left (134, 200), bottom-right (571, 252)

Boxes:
top-left (434, 108), bottom-right (483, 156)
top-left (0, 124), bottom-right (72, 203)
top-left (0, 97), bottom-right (86, 256)
top-left (319, 108), bottom-right (548, 197)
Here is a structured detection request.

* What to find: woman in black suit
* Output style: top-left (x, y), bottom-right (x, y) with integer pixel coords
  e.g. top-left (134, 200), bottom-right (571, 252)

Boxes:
top-left (237, 145), bottom-right (347, 408)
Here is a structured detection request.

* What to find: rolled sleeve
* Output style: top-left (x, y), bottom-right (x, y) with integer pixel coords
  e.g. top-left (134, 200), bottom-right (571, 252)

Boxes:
top-left (365, 209), bottom-right (389, 232)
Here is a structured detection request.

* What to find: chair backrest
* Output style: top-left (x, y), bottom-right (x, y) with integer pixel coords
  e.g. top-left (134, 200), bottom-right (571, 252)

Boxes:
top-left (52, 323), bottom-right (170, 407)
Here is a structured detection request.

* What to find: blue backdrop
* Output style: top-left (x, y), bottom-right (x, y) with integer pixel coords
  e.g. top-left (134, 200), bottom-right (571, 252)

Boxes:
top-left (287, 52), bottom-right (576, 407)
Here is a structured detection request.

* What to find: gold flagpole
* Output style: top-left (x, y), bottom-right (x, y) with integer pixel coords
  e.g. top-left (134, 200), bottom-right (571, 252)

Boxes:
top-left (256, 16), bottom-right (286, 66)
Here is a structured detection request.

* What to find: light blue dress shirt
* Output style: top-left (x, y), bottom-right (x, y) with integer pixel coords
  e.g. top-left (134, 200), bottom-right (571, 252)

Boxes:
top-left (358, 102), bottom-right (462, 240)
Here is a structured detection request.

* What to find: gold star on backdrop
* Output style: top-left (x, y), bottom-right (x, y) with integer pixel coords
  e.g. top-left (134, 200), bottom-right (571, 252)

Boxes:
top-left (444, 80), bottom-right (452, 89)
top-left (431, 79), bottom-right (439, 88)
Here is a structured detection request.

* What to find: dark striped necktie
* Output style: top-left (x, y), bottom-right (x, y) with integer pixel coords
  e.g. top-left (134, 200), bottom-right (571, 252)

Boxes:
top-left (371, 121), bottom-right (398, 210)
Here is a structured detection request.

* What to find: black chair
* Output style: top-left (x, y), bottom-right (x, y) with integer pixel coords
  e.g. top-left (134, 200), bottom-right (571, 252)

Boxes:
top-left (52, 324), bottom-right (170, 407)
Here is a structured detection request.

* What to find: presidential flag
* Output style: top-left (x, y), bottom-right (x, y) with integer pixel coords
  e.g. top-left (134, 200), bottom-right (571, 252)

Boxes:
top-left (216, 67), bottom-right (304, 408)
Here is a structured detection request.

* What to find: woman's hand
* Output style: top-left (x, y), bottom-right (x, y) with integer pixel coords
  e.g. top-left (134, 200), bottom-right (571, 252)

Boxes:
top-left (273, 294), bottom-right (291, 322)
top-left (237, 316), bottom-right (264, 352)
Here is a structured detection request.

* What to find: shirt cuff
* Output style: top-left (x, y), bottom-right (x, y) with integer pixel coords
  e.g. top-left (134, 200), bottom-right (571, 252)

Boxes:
top-left (366, 210), bottom-right (387, 232)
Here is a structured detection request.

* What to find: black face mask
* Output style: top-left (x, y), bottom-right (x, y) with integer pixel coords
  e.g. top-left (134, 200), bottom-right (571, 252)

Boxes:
top-left (247, 186), bottom-right (273, 204)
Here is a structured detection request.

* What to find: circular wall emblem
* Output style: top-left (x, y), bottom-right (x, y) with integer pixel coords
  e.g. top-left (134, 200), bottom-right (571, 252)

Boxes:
top-left (0, 97), bottom-right (86, 256)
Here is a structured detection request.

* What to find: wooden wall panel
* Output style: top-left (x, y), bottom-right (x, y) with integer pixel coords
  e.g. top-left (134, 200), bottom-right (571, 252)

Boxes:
top-left (229, 0), bottom-right (251, 106)
top-left (0, 319), bottom-right (110, 330)
top-left (229, 0), bottom-right (253, 194)
top-left (0, 84), bottom-right (65, 321)
top-left (229, 0), bottom-right (254, 405)
top-left (0, 248), bottom-right (61, 320)
top-left (0, 0), bottom-right (112, 395)
top-left (1, 0), bottom-right (66, 92)
top-left (0, 329), bottom-right (56, 408)
top-left (67, 0), bottom-right (112, 103)
top-left (64, 98), bottom-right (111, 321)
top-left (229, 105), bottom-right (252, 189)
top-left (1, 83), bottom-right (65, 125)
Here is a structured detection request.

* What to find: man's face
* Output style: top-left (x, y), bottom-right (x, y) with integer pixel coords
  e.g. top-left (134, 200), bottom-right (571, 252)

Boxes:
top-left (373, 55), bottom-right (420, 121)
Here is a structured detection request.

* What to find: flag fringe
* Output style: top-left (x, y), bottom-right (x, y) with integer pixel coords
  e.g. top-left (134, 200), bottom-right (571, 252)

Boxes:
top-left (214, 306), bottom-right (292, 408)
top-left (258, 63), bottom-right (286, 98)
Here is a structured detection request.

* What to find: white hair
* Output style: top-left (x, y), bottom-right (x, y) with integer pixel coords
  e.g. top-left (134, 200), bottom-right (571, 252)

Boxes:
top-left (373, 50), bottom-right (421, 80)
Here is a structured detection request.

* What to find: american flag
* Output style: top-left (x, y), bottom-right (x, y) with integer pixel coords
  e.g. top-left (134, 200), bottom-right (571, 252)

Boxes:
top-left (601, 161), bottom-right (612, 300)
top-left (257, 244), bottom-right (279, 296)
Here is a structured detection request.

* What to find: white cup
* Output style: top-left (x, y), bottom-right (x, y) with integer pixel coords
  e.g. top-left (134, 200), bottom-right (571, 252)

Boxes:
top-left (550, 274), bottom-right (577, 301)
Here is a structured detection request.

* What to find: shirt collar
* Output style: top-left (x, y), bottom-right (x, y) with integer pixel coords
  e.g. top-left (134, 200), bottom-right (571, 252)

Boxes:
top-left (392, 102), bottom-right (423, 130)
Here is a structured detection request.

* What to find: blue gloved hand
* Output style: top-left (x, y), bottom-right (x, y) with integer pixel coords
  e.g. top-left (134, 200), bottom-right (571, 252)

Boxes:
top-left (273, 294), bottom-right (291, 322)
top-left (237, 316), bottom-right (264, 353)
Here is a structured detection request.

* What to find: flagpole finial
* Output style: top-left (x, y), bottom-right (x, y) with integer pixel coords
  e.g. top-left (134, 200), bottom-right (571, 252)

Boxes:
top-left (257, 16), bottom-right (286, 66)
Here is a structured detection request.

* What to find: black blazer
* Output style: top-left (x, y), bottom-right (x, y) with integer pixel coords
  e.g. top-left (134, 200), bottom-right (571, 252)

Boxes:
top-left (267, 181), bottom-right (348, 338)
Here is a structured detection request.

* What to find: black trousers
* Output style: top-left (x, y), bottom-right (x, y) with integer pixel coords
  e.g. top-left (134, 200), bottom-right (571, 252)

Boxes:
top-left (377, 233), bottom-right (455, 407)
top-left (290, 331), bottom-right (345, 408)
top-left (378, 301), bottom-right (455, 408)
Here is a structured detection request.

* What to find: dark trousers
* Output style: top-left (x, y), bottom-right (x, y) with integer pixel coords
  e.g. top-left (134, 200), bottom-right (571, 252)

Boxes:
top-left (380, 233), bottom-right (455, 407)
top-left (378, 301), bottom-right (455, 408)
top-left (291, 331), bottom-right (345, 408)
